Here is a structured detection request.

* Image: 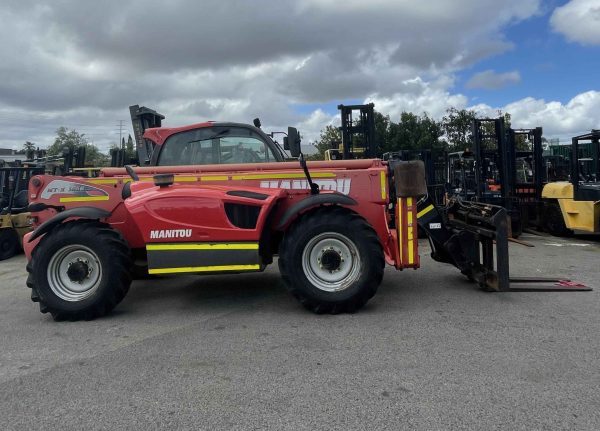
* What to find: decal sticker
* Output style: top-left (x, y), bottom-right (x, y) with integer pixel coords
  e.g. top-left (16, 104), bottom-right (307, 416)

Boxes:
top-left (40, 180), bottom-right (108, 199)
top-left (259, 179), bottom-right (351, 195)
top-left (429, 223), bottom-right (442, 229)
top-left (149, 229), bottom-right (193, 239)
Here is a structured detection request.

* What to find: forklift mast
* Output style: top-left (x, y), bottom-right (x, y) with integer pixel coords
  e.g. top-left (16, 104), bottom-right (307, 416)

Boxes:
top-left (338, 103), bottom-right (376, 159)
top-left (508, 127), bottom-right (544, 199)
top-left (471, 118), bottom-right (509, 200)
top-left (571, 129), bottom-right (600, 201)
top-left (129, 105), bottom-right (165, 165)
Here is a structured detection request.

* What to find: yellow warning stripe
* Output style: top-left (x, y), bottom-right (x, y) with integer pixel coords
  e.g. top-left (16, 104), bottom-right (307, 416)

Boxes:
top-left (397, 198), bottom-right (403, 264)
top-left (59, 196), bottom-right (110, 203)
top-left (88, 172), bottom-right (337, 184)
top-left (231, 172), bottom-right (336, 180)
top-left (146, 243), bottom-right (258, 251)
top-left (380, 171), bottom-right (387, 200)
top-left (407, 197), bottom-right (414, 265)
top-left (200, 175), bottom-right (229, 181)
top-left (417, 204), bottom-right (434, 219)
top-left (148, 264), bottom-right (260, 275)
top-left (87, 178), bottom-right (122, 185)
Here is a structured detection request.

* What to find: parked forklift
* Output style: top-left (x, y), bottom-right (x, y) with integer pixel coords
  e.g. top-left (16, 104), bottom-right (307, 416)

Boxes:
top-left (542, 130), bottom-right (600, 235)
top-left (446, 119), bottom-right (546, 236)
top-left (324, 103), bottom-right (377, 161)
top-left (0, 165), bottom-right (44, 260)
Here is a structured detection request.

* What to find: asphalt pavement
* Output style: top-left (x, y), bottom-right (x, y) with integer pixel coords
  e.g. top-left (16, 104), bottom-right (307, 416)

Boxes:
top-left (1, 233), bottom-right (599, 430)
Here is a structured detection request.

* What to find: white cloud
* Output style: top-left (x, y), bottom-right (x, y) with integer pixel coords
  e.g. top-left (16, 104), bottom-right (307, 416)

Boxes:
top-left (10, 0), bottom-right (600, 154)
top-left (471, 91), bottom-right (600, 140)
top-left (551, 0), bottom-right (600, 45)
top-left (365, 77), bottom-right (469, 120)
top-left (466, 70), bottom-right (521, 90)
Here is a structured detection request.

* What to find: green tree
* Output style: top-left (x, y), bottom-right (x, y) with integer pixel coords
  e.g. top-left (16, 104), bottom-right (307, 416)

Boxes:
top-left (384, 112), bottom-right (445, 153)
top-left (21, 141), bottom-right (37, 159)
top-left (23, 141), bottom-right (36, 153)
top-left (314, 125), bottom-right (342, 160)
top-left (441, 107), bottom-right (477, 150)
top-left (48, 127), bottom-right (109, 167)
top-left (126, 134), bottom-right (135, 161)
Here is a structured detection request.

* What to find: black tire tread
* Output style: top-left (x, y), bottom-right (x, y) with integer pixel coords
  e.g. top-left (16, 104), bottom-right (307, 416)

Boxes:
top-left (0, 228), bottom-right (20, 261)
top-left (278, 206), bottom-right (384, 314)
top-left (27, 220), bottom-right (132, 321)
top-left (544, 201), bottom-right (572, 237)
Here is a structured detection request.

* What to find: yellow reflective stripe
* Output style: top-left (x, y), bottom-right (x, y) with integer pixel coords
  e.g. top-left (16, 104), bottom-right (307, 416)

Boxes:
top-left (173, 176), bottom-right (198, 182)
top-left (417, 204), bottom-right (435, 219)
top-left (147, 243), bottom-right (258, 251)
top-left (87, 178), bottom-right (120, 185)
top-left (397, 198), bottom-right (403, 263)
top-left (407, 197), bottom-right (414, 265)
top-left (200, 175), bottom-right (229, 181)
top-left (59, 196), bottom-right (110, 203)
top-left (380, 171), bottom-right (387, 200)
top-left (231, 172), bottom-right (335, 180)
top-left (148, 264), bottom-right (260, 275)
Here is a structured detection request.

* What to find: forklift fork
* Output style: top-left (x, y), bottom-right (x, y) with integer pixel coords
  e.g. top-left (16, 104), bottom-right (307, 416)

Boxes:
top-left (417, 196), bottom-right (592, 292)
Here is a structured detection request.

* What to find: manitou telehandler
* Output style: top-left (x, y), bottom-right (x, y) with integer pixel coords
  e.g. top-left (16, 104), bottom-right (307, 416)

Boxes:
top-left (23, 115), bottom-right (590, 321)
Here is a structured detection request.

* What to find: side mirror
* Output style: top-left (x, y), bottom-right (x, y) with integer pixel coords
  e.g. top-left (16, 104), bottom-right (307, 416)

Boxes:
top-left (283, 137), bottom-right (290, 151)
top-left (287, 127), bottom-right (301, 157)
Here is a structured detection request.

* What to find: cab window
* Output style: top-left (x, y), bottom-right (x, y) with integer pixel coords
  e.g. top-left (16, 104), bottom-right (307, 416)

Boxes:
top-left (158, 127), bottom-right (276, 166)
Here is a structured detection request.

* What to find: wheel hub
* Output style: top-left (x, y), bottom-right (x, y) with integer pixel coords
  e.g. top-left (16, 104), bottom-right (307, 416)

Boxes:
top-left (66, 259), bottom-right (91, 283)
top-left (47, 245), bottom-right (102, 302)
top-left (302, 232), bottom-right (361, 292)
top-left (320, 248), bottom-right (342, 272)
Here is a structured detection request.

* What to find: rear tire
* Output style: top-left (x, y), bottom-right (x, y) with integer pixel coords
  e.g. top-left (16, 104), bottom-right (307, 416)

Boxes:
top-left (0, 228), bottom-right (19, 261)
top-left (278, 207), bottom-right (384, 314)
top-left (544, 201), bottom-right (571, 237)
top-left (26, 221), bottom-right (132, 321)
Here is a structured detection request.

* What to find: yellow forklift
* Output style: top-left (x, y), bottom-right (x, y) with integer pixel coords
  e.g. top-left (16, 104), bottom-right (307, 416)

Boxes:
top-left (542, 130), bottom-right (600, 235)
top-left (0, 166), bottom-right (44, 260)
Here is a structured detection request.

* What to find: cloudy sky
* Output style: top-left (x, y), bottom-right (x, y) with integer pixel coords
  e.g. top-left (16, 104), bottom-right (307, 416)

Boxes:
top-left (0, 0), bottom-right (599, 152)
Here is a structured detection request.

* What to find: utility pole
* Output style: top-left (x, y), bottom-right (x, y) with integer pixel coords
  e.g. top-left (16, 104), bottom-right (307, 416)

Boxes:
top-left (116, 120), bottom-right (126, 150)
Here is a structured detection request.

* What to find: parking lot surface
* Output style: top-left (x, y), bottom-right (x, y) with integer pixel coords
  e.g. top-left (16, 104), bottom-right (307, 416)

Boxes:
top-left (1, 234), bottom-right (599, 430)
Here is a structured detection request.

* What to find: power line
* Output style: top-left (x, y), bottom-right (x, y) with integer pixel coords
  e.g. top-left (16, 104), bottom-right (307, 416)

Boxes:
top-left (116, 120), bottom-right (126, 150)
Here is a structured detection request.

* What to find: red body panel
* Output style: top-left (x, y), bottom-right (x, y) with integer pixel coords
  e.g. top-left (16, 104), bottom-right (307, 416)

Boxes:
top-left (143, 121), bottom-right (213, 146)
top-left (26, 159), bottom-right (413, 270)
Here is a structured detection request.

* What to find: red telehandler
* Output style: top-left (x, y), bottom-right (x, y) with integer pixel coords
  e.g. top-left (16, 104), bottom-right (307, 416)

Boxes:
top-left (22, 109), bottom-right (589, 321)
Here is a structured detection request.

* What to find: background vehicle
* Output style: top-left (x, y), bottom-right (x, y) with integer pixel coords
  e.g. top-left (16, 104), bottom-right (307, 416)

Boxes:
top-left (542, 130), bottom-right (600, 235)
top-left (0, 166), bottom-right (44, 260)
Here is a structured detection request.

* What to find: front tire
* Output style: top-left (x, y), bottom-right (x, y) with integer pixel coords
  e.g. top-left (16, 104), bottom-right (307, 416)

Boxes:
top-left (27, 221), bottom-right (132, 321)
top-left (278, 207), bottom-right (384, 314)
top-left (544, 201), bottom-right (571, 237)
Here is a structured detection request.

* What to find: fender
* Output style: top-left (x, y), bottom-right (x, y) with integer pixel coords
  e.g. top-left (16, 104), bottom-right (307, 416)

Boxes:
top-left (29, 207), bottom-right (111, 242)
top-left (276, 193), bottom-right (357, 230)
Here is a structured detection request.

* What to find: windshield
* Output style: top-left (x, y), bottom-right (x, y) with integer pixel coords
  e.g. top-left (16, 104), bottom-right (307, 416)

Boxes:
top-left (158, 126), bottom-right (277, 166)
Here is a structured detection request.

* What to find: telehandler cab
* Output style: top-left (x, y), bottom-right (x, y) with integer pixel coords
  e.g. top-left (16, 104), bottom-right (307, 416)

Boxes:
top-left (23, 118), bottom-right (589, 321)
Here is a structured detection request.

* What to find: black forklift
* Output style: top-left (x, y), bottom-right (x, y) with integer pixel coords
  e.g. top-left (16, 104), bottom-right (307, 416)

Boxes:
top-left (324, 103), bottom-right (377, 161)
top-left (446, 118), bottom-right (546, 236)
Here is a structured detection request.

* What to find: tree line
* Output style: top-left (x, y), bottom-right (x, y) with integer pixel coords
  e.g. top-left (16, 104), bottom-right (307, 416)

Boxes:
top-left (21, 127), bottom-right (135, 167)
top-left (312, 107), bottom-right (515, 159)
